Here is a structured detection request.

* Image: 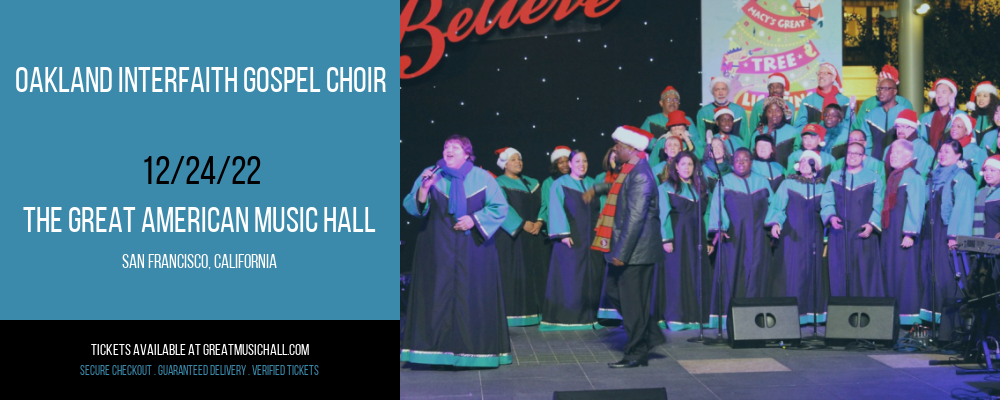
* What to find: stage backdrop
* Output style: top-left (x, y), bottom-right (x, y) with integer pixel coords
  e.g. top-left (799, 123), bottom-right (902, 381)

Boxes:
top-left (700, 0), bottom-right (842, 111)
top-left (400, 1), bottom-right (704, 273)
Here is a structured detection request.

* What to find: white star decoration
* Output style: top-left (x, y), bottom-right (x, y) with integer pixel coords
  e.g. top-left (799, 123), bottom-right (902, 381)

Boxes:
top-left (781, 4), bottom-right (787, 11)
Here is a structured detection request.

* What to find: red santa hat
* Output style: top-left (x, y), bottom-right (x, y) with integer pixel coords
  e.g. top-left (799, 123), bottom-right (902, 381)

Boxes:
top-left (713, 106), bottom-right (735, 120)
top-left (801, 123), bottom-right (828, 147)
top-left (612, 125), bottom-right (654, 151)
top-left (928, 77), bottom-right (958, 108)
top-left (983, 155), bottom-right (1000, 175)
top-left (794, 150), bottom-right (824, 173)
top-left (710, 76), bottom-right (730, 89)
top-left (666, 110), bottom-right (691, 127)
top-left (877, 64), bottom-right (899, 85)
top-left (818, 62), bottom-right (842, 89)
top-left (967, 81), bottom-right (998, 111)
top-left (894, 109), bottom-right (919, 129)
top-left (767, 73), bottom-right (791, 96)
top-left (495, 147), bottom-right (521, 170)
top-left (550, 146), bottom-right (572, 163)
top-left (660, 85), bottom-right (680, 99)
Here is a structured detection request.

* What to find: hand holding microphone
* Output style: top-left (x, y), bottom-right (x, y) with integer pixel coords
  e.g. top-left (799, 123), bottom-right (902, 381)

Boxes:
top-left (421, 165), bottom-right (441, 188)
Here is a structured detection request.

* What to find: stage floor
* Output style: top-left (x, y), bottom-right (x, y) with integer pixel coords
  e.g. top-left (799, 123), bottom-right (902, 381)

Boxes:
top-left (400, 325), bottom-right (1000, 399)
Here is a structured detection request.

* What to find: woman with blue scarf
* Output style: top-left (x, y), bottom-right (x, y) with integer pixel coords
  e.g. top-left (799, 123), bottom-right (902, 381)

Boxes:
top-left (920, 138), bottom-right (976, 342)
top-left (401, 135), bottom-right (512, 368)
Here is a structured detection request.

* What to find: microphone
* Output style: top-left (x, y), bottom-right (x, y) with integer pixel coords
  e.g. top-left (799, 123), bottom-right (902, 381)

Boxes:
top-left (422, 165), bottom-right (441, 182)
top-left (808, 158), bottom-right (816, 170)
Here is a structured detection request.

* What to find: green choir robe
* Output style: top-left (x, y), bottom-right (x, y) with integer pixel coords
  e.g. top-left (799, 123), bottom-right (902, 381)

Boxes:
top-left (821, 168), bottom-right (885, 229)
top-left (881, 137), bottom-right (935, 178)
top-left (851, 95), bottom-right (914, 131)
top-left (856, 100), bottom-right (912, 161)
top-left (401, 166), bottom-right (511, 367)
top-left (973, 114), bottom-right (998, 145)
top-left (747, 97), bottom-right (795, 140)
top-left (696, 102), bottom-right (750, 145)
top-left (831, 156), bottom-right (887, 185)
top-left (918, 109), bottom-right (968, 145)
top-left (752, 159), bottom-right (785, 192)
top-left (821, 120), bottom-right (856, 159)
top-left (931, 142), bottom-right (987, 186)
top-left (754, 124), bottom-right (799, 168)
top-left (495, 175), bottom-right (540, 236)
top-left (980, 127), bottom-right (999, 157)
top-left (642, 113), bottom-right (701, 162)
top-left (539, 175), bottom-right (562, 226)
top-left (794, 91), bottom-right (850, 131)
top-left (785, 149), bottom-right (837, 177)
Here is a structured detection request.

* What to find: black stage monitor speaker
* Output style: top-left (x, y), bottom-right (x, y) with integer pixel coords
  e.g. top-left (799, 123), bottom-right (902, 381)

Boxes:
top-left (726, 297), bottom-right (801, 348)
top-left (553, 388), bottom-right (667, 400)
top-left (825, 296), bottom-right (899, 346)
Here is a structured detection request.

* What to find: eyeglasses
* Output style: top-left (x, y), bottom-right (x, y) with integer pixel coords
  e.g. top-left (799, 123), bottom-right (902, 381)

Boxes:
top-left (875, 87), bottom-right (896, 92)
top-left (847, 152), bottom-right (865, 157)
top-left (823, 112), bottom-right (842, 118)
top-left (817, 72), bottom-right (834, 77)
top-left (663, 98), bottom-right (680, 103)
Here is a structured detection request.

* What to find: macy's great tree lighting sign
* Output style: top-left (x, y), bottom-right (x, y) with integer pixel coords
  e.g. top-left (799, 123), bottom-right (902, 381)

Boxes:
top-left (701, 0), bottom-right (842, 110)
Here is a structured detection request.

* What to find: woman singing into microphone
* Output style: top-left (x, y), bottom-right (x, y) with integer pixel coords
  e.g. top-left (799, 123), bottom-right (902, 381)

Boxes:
top-left (401, 135), bottom-right (512, 367)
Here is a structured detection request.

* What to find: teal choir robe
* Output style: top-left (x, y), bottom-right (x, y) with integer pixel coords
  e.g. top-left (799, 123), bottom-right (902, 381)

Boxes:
top-left (653, 181), bottom-right (710, 330)
top-left (697, 102), bottom-right (750, 145)
top-left (851, 95), bottom-right (914, 132)
top-left (882, 137), bottom-right (935, 178)
top-left (785, 149), bottom-right (836, 180)
top-left (831, 156), bottom-right (887, 185)
top-left (401, 166), bottom-right (512, 367)
top-left (652, 161), bottom-right (668, 185)
top-left (541, 175), bottom-right (604, 331)
top-left (981, 127), bottom-right (999, 157)
top-left (821, 168), bottom-right (885, 298)
top-left (495, 174), bottom-right (547, 327)
top-left (765, 175), bottom-right (827, 324)
top-left (707, 172), bottom-right (774, 324)
top-left (931, 142), bottom-right (987, 186)
top-left (880, 167), bottom-right (926, 325)
top-left (919, 167), bottom-right (976, 341)
top-left (857, 100), bottom-right (912, 162)
top-left (823, 120), bottom-right (855, 160)
top-left (973, 113), bottom-right (998, 146)
top-left (918, 109), bottom-right (969, 146)
top-left (752, 159), bottom-right (785, 192)
top-left (709, 134), bottom-right (745, 159)
top-left (794, 91), bottom-right (851, 131)
top-left (753, 124), bottom-right (799, 168)
top-left (747, 97), bottom-right (796, 140)
top-left (642, 113), bottom-right (701, 162)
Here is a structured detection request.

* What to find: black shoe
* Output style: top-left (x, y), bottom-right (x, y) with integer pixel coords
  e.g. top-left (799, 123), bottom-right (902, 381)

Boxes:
top-left (608, 358), bottom-right (648, 368)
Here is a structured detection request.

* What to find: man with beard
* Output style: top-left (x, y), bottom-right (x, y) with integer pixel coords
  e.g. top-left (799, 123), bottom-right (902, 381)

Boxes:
top-left (643, 86), bottom-right (701, 160)
top-left (855, 65), bottom-right (913, 162)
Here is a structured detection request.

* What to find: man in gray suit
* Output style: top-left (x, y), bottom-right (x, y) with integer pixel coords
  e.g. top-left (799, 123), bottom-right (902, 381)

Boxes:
top-left (585, 125), bottom-right (666, 368)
